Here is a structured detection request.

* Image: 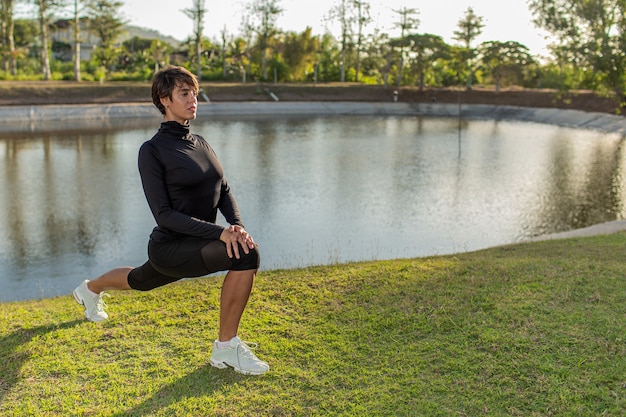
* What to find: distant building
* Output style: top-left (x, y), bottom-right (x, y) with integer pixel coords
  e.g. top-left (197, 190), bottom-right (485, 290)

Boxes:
top-left (50, 18), bottom-right (98, 61)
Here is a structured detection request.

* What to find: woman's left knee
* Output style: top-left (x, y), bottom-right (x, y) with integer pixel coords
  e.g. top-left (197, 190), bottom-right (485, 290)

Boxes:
top-left (237, 245), bottom-right (260, 270)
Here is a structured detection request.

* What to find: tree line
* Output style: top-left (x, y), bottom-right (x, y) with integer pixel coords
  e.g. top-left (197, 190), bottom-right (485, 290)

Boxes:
top-left (0, 0), bottom-right (624, 106)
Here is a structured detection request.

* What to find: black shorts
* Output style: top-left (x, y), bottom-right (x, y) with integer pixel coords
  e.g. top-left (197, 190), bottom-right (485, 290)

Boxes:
top-left (127, 237), bottom-right (260, 291)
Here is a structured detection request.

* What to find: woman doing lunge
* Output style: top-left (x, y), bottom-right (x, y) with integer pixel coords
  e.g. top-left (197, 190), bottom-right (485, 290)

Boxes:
top-left (72, 65), bottom-right (268, 376)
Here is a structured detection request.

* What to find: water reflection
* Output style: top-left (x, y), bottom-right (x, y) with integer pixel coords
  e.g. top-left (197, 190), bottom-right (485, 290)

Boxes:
top-left (0, 116), bottom-right (624, 301)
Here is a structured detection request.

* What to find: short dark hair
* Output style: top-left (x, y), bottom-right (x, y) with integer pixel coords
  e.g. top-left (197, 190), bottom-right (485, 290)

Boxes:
top-left (151, 66), bottom-right (199, 115)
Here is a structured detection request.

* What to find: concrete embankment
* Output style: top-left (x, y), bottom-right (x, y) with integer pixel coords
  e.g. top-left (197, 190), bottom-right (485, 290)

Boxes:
top-left (1, 101), bottom-right (626, 135)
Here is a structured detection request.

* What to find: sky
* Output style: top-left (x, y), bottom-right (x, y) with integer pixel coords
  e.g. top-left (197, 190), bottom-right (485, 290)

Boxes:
top-left (121, 0), bottom-right (552, 57)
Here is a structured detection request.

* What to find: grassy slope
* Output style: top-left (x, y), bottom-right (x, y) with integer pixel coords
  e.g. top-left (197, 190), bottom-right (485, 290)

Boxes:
top-left (1, 234), bottom-right (625, 416)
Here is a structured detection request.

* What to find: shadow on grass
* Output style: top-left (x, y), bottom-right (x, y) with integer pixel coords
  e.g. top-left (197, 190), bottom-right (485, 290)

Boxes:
top-left (110, 364), bottom-right (246, 416)
top-left (0, 320), bottom-right (83, 402)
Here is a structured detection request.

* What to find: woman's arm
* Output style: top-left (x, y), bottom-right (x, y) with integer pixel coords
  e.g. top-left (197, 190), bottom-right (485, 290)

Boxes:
top-left (217, 179), bottom-right (244, 228)
top-left (138, 142), bottom-right (225, 239)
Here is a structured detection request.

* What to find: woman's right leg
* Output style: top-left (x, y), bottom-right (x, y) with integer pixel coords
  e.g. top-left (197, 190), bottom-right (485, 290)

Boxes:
top-left (73, 266), bottom-right (132, 322)
top-left (87, 267), bottom-right (133, 293)
top-left (75, 259), bottom-right (182, 322)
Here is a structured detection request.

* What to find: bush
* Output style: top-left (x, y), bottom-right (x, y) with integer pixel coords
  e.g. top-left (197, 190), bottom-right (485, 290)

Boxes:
top-left (50, 60), bottom-right (76, 80)
top-left (79, 72), bottom-right (97, 82)
top-left (200, 66), bottom-right (227, 81)
top-left (108, 69), bottom-right (153, 81)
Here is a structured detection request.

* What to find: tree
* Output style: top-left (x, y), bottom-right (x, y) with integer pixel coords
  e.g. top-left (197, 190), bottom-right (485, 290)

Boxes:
top-left (392, 7), bottom-right (419, 86)
top-left (219, 25), bottom-right (229, 79)
top-left (1, 0), bottom-right (17, 75)
top-left (314, 32), bottom-right (341, 82)
top-left (352, 0), bottom-right (371, 82)
top-left (248, 0), bottom-right (283, 80)
top-left (182, 0), bottom-right (206, 80)
top-left (404, 33), bottom-right (449, 91)
top-left (71, 0), bottom-right (81, 81)
top-left (326, 0), bottom-right (353, 82)
top-left (230, 35), bottom-right (249, 82)
top-left (35, 0), bottom-right (65, 80)
top-left (453, 7), bottom-right (484, 89)
top-left (480, 41), bottom-right (535, 92)
top-left (528, 0), bottom-right (626, 107)
top-left (119, 37), bottom-right (171, 75)
top-left (13, 18), bottom-right (38, 51)
top-left (238, 14), bottom-right (254, 82)
top-left (280, 27), bottom-right (319, 81)
top-left (85, 0), bottom-right (125, 75)
top-left (148, 39), bottom-right (171, 73)
top-left (361, 29), bottom-right (395, 86)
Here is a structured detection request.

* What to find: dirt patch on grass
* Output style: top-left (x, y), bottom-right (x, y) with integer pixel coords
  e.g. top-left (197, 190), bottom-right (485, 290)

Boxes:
top-left (0, 81), bottom-right (622, 115)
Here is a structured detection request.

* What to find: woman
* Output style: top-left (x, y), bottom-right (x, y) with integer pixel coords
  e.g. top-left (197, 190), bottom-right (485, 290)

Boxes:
top-left (72, 65), bottom-right (268, 376)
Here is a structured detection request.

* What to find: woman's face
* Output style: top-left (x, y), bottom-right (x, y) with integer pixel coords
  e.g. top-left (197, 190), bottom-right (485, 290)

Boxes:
top-left (160, 83), bottom-right (198, 124)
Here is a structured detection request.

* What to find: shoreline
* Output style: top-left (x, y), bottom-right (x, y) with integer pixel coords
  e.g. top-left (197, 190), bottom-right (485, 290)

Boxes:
top-left (525, 219), bottom-right (626, 242)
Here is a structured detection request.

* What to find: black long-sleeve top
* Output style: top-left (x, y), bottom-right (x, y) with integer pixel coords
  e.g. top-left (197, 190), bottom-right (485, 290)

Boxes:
top-left (138, 121), bottom-right (243, 242)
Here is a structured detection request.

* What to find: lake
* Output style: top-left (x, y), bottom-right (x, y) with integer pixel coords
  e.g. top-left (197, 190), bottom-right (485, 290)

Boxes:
top-left (1, 114), bottom-right (624, 301)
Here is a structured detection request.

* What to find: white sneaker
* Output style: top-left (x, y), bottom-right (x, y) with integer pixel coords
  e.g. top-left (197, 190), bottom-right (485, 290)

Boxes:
top-left (73, 280), bottom-right (109, 322)
top-left (210, 336), bottom-right (269, 375)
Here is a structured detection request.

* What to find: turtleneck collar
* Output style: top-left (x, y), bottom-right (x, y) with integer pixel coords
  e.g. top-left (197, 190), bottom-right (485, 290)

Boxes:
top-left (159, 120), bottom-right (192, 140)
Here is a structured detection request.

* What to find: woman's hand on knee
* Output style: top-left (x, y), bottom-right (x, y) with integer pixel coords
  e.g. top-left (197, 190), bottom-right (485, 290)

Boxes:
top-left (230, 225), bottom-right (257, 251)
top-left (220, 225), bottom-right (257, 259)
top-left (220, 228), bottom-right (241, 259)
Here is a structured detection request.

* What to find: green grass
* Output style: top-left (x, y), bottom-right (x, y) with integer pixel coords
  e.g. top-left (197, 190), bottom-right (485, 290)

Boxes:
top-left (1, 234), bottom-right (625, 416)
